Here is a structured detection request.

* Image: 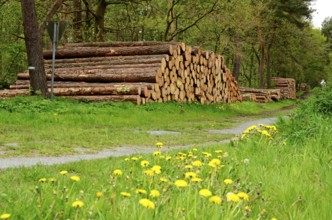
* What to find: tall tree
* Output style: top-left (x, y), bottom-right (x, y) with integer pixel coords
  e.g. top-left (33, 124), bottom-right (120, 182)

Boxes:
top-left (20, 0), bottom-right (65, 96)
top-left (321, 17), bottom-right (332, 47)
top-left (21, 0), bottom-right (47, 95)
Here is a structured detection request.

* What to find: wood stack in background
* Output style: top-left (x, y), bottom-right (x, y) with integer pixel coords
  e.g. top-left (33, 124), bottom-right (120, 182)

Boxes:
top-left (271, 77), bottom-right (296, 99)
top-left (1, 41), bottom-right (242, 104)
top-left (239, 88), bottom-right (281, 103)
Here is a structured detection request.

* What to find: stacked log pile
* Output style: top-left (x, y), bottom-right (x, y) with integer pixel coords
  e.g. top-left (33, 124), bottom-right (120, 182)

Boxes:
top-left (271, 77), bottom-right (296, 99)
top-left (1, 41), bottom-right (242, 104)
top-left (239, 88), bottom-right (281, 103)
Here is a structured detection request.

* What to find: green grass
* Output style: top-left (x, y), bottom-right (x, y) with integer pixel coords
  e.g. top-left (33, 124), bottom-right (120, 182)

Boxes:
top-left (0, 96), bottom-right (294, 156)
top-left (0, 90), bottom-right (331, 220)
top-left (0, 123), bottom-right (330, 219)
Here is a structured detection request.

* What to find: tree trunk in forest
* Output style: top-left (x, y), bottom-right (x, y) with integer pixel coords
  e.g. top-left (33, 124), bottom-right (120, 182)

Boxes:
top-left (73, 0), bottom-right (83, 42)
top-left (266, 30), bottom-right (276, 88)
top-left (95, 0), bottom-right (107, 41)
top-left (21, 0), bottom-right (47, 96)
top-left (257, 29), bottom-right (265, 89)
top-left (232, 40), bottom-right (241, 82)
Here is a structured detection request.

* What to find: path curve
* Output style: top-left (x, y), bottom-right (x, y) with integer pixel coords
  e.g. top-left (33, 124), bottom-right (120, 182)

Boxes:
top-left (0, 117), bottom-right (279, 169)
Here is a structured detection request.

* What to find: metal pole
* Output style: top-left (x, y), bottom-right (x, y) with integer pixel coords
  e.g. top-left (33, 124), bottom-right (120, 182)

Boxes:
top-left (51, 22), bottom-right (57, 101)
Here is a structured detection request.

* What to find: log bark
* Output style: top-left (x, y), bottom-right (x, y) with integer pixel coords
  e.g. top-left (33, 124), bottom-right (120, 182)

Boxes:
top-left (43, 45), bottom-right (173, 59)
top-left (63, 41), bottom-right (182, 48)
top-left (17, 71), bottom-right (157, 83)
top-left (67, 95), bottom-right (141, 104)
top-left (52, 85), bottom-right (143, 96)
top-left (43, 54), bottom-right (167, 64)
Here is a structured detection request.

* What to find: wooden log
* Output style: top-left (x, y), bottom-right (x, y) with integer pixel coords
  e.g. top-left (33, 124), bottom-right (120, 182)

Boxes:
top-left (43, 44), bottom-right (173, 59)
top-left (63, 41), bottom-right (183, 48)
top-left (17, 71), bottom-right (158, 83)
top-left (44, 54), bottom-right (167, 64)
top-left (67, 95), bottom-right (142, 105)
top-left (0, 89), bottom-right (30, 97)
top-left (52, 85), bottom-right (143, 96)
top-left (45, 63), bottom-right (161, 71)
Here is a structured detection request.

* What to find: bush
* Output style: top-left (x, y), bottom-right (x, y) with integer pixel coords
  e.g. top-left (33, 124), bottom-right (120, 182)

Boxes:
top-left (277, 86), bottom-right (332, 144)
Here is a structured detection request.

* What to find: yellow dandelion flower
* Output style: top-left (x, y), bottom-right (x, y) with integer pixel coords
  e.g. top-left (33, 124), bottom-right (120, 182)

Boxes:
top-left (260, 130), bottom-right (271, 137)
top-left (224, 179), bottom-right (233, 185)
top-left (96, 191), bottom-right (103, 198)
top-left (202, 152), bottom-right (212, 158)
top-left (141, 160), bottom-right (150, 167)
top-left (208, 158), bottom-right (221, 168)
top-left (199, 189), bottom-right (212, 197)
top-left (237, 192), bottom-right (249, 201)
top-left (124, 157), bottom-right (130, 161)
top-left (165, 156), bottom-right (172, 161)
top-left (215, 150), bottom-right (223, 154)
top-left (70, 175), bottom-right (80, 182)
top-left (60, 170), bottom-right (68, 175)
top-left (38, 178), bottom-right (46, 183)
top-left (120, 192), bottom-right (131, 197)
top-left (72, 200), bottom-right (84, 208)
top-left (176, 155), bottom-right (186, 160)
top-left (144, 170), bottom-right (154, 176)
top-left (185, 165), bottom-right (193, 169)
top-left (139, 198), bottom-right (155, 209)
top-left (209, 196), bottom-right (222, 204)
top-left (151, 165), bottom-right (161, 174)
top-left (156, 142), bottom-right (163, 148)
top-left (271, 218), bottom-right (277, 220)
top-left (48, 178), bottom-right (56, 183)
top-left (192, 148), bottom-right (198, 151)
top-left (226, 192), bottom-right (240, 202)
top-left (160, 177), bottom-right (168, 182)
top-left (149, 189), bottom-right (160, 198)
top-left (0, 213), bottom-right (11, 219)
top-left (153, 151), bottom-right (161, 156)
top-left (192, 160), bottom-right (203, 167)
top-left (185, 172), bottom-right (197, 179)
top-left (174, 180), bottom-right (188, 188)
top-left (244, 206), bottom-right (252, 212)
top-left (136, 189), bottom-right (147, 194)
top-left (113, 169), bottom-right (123, 176)
top-left (131, 157), bottom-right (139, 161)
top-left (191, 177), bottom-right (202, 183)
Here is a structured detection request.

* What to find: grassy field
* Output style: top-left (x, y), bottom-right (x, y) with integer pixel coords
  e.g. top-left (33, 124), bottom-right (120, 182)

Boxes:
top-left (0, 88), bottom-right (331, 220)
top-left (0, 96), bottom-right (294, 157)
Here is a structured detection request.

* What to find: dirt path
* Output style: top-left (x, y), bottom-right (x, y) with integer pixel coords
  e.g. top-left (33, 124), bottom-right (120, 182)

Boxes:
top-left (0, 116), bottom-right (283, 170)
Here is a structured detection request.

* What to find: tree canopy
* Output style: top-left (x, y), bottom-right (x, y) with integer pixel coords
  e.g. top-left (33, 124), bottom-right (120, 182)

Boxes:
top-left (0, 0), bottom-right (331, 90)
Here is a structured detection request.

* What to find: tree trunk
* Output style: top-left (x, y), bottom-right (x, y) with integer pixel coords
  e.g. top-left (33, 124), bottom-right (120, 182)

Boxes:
top-left (21, 0), bottom-right (47, 96)
top-left (95, 0), bottom-right (107, 41)
top-left (73, 0), bottom-right (83, 42)
top-left (257, 29), bottom-right (265, 89)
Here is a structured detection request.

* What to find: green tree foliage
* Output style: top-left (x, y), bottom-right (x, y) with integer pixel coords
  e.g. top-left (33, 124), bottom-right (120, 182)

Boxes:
top-left (321, 17), bottom-right (332, 47)
top-left (0, 1), bottom-right (25, 88)
top-left (0, 0), bottom-right (330, 89)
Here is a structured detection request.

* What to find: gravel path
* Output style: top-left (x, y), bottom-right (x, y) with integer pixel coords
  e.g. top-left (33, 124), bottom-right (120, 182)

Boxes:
top-left (0, 117), bottom-right (279, 170)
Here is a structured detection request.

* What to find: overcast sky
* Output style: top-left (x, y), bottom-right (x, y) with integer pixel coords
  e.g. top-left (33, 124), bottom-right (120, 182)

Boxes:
top-left (311, 0), bottom-right (332, 28)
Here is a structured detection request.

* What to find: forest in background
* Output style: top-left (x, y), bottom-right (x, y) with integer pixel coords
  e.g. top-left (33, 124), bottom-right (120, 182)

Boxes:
top-left (0, 0), bottom-right (332, 90)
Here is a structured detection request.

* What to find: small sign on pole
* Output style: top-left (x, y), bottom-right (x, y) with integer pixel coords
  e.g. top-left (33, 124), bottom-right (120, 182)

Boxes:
top-left (46, 21), bottom-right (66, 101)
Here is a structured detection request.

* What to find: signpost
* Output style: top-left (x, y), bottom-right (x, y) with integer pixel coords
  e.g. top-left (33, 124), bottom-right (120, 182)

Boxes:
top-left (46, 21), bottom-right (66, 101)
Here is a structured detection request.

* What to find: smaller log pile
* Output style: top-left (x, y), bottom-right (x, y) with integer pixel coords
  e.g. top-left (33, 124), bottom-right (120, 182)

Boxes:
top-left (239, 88), bottom-right (281, 103)
top-left (1, 41), bottom-right (242, 104)
top-left (271, 77), bottom-right (296, 99)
